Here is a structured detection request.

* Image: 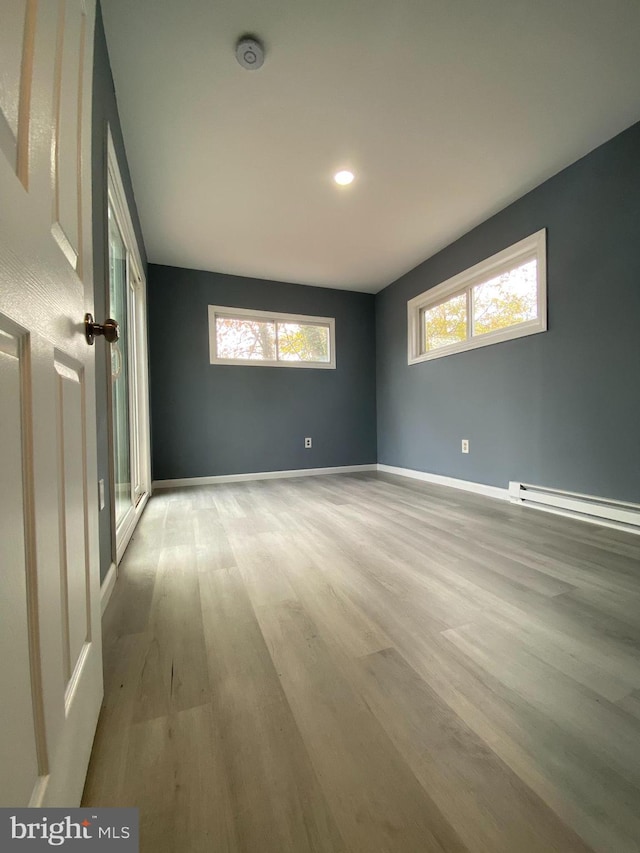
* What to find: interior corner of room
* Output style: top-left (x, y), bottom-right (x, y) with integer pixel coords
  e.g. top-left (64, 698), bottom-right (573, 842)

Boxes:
top-left (141, 122), bottom-right (640, 524)
top-left (89, 2), bottom-right (640, 548)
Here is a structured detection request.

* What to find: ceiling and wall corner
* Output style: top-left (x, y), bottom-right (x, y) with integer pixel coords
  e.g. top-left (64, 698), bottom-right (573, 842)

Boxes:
top-left (101, 0), bottom-right (640, 292)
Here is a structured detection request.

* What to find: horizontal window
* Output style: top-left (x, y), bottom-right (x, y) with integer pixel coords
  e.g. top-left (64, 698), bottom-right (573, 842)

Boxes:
top-left (408, 229), bottom-right (547, 364)
top-left (208, 306), bottom-right (336, 369)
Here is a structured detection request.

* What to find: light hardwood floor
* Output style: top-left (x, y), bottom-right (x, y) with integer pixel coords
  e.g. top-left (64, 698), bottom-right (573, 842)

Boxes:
top-left (83, 473), bottom-right (640, 853)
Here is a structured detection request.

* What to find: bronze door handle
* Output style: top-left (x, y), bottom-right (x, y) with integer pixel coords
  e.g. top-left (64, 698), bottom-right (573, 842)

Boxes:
top-left (85, 313), bottom-right (119, 345)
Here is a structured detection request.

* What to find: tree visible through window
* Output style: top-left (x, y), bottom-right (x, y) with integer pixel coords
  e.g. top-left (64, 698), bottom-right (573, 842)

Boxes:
top-left (277, 323), bottom-right (329, 361)
top-left (472, 259), bottom-right (537, 336)
top-left (408, 230), bottom-right (547, 364)
top-left (209, 307), bottom-right (335, 368)
top-left (216, 317), bottom-right (276, 360)
top-left (424, 293), bottom-right (467, 352)
top-left (423, 259), bottom-right (538, 352)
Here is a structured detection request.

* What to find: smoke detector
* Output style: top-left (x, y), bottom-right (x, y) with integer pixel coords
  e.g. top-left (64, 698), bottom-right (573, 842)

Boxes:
top-left (236, 36), bottom-right (265, 70)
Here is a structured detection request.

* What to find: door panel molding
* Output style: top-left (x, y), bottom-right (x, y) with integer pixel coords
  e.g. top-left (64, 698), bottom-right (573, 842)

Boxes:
top-left (51, 0), bottom-right (87, 271)
top-left (0, 315), bottom-right (48, 804)
top-left (0, 318), bottom-right (39, 805)
top-left (0, 0), bottom-right (36, 183)
top-left (54, 354), bottom-right (91, 687)
top-left (16, 0), bottom-right (38, 186)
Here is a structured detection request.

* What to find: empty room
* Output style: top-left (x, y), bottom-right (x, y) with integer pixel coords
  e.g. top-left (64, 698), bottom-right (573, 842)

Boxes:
top-left (1, 0), bottom-right (639, 851)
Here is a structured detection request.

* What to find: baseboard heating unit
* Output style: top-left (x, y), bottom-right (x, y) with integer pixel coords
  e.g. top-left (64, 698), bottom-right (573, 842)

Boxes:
top-left (508, 482), bottom-right (640, 535)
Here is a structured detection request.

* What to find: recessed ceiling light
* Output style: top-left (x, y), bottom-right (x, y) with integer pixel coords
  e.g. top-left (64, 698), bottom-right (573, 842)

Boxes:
top-left (334, 170), bottom-right (355, 186)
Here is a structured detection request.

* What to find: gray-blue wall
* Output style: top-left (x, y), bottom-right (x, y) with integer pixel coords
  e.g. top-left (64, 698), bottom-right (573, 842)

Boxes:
top-left (92, 2), bottom-right (147, 581)
top-left (376, 120), bottom-right (640, 503)
top-left (148, 266), bottom-right (377, 480)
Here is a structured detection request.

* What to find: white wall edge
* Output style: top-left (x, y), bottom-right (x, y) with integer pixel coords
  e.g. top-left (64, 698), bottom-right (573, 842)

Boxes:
top-left (153, 464), bottom-right (378, 489)
top-left (100, 562), bottom-right (117, 616)
top-left (377, 464), bottom-right (509, 501)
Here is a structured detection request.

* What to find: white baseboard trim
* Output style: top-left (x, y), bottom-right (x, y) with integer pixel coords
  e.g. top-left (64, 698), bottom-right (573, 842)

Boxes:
top-left (152, 464), bottom-right (378, 490)
top-left (376, 464), bottom-right (509, 502)
top-left (100, 562), bottom-right (117, 616)
top-left (509, 481), bottom-right (640, 535)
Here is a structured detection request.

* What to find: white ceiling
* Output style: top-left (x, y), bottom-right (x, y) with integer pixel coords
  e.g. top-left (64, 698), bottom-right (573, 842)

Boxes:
top-left (102, 0), bottom-right (640, 293)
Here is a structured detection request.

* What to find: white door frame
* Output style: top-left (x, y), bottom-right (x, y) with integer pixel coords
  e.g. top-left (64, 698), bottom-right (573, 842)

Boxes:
top-left (106, 127), bottom-right (151, 565)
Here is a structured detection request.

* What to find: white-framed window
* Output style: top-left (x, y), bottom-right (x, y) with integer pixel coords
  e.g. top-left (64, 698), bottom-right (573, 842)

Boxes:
top-left (209, 305), bottom-right (336, 369)
top-left (407, 229), bottom-right (547, 364)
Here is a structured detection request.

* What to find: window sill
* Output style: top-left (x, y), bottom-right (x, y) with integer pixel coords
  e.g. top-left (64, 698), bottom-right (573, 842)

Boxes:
top-left (408, 319), bottom-right (546, 365)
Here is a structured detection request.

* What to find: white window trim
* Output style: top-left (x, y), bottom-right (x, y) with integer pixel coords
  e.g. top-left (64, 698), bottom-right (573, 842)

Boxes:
top-left (209, 305), bottom-right (336, 369)
top-left (407, 229), bottom-right (547, 365)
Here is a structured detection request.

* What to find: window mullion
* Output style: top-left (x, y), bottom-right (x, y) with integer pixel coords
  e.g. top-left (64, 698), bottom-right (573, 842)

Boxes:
top-left (274, 322), bottom-right (280, 362)
top-left (467, 287), bottom-right (473, 340)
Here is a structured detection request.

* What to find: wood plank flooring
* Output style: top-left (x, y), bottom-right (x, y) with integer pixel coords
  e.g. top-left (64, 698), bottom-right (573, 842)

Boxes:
top-left (82, 473), bottom-right (640, 853)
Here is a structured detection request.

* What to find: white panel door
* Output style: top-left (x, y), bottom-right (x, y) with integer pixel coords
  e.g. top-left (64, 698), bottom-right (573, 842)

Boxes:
top-left (0, 0), bottom-right (103, 806)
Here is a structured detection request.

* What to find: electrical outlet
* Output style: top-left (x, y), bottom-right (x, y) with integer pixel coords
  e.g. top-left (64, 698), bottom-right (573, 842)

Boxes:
top-left (98, 478), bottom-right (105, 510)
top-left (461, 439), bottom-right (469, 454)
top-left (304, 437), bottom-right (312, 449)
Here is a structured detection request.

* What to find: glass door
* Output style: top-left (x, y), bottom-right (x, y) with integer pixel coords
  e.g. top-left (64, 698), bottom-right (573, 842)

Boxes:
top-left (107, 188), bottom-right (149, 562)
top-left (108, 207), bottom-right (133, 531)
top-left (106, 128), bottom-right (150, 564)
